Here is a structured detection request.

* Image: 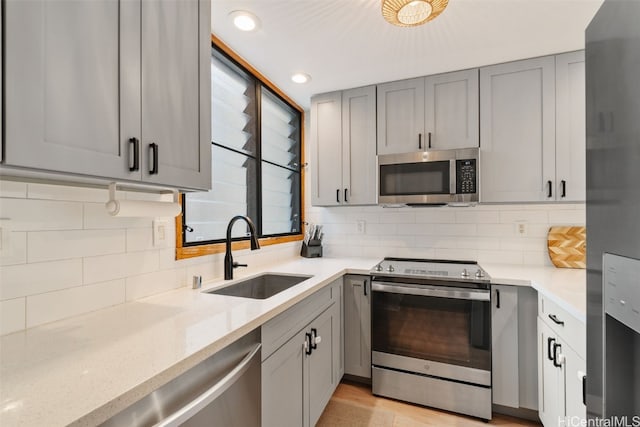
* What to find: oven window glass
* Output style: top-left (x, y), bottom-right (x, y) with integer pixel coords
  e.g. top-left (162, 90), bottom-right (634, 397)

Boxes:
top-left (372, 292), bottom-right (491, 371)
top-left (379, 161), bottom-right (449, 196)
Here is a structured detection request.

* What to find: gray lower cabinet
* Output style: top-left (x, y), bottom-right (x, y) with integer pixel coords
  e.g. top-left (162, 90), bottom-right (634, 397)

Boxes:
top-left (491, 285), bottom-right (538, 412)
top-left (262, 279), bottom-right (342, 427)
top-left (2, 0), bottom-right (211, 191)
top-left (343, 275), bottom-right (371, 379)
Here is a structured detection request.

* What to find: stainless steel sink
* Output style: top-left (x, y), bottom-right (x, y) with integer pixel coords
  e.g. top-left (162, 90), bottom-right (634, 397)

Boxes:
top-left (205, 273), bottom-right (312, 299)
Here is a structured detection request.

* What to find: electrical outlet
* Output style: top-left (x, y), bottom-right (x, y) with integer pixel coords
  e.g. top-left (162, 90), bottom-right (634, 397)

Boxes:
top-left (356, 220), bottom-right (366, 234)
top-left (153, 219), bottom-right (169, 248)
top-left (515, 221), bottom-right (528, 237)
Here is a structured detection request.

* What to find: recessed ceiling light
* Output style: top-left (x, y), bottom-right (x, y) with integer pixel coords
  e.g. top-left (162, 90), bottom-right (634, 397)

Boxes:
top-left (291, 73), bottom-right (311, 84)
top-left (229, 10), bottom-right (260, 32)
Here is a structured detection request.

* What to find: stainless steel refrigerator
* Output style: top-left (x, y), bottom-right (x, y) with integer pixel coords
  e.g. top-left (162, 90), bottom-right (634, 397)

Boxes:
top-left (586, 0), bottom-right (640, 420)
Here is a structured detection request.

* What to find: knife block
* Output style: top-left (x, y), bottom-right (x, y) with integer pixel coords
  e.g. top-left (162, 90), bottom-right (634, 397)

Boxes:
top-left (300, 239), bottom-right (323, 258)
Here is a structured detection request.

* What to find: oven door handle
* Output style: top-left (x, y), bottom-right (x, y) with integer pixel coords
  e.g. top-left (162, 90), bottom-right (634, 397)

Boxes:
top-left (371, 281), bottom-right (490, 301)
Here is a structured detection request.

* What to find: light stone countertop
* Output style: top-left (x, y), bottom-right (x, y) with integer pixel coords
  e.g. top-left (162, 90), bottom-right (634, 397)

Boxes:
top-left (0, 257), bottom-right (585, 426)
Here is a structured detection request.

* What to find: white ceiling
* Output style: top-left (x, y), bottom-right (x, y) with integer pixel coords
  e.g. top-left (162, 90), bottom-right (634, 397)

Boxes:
top-left (211, 0), bottom-right (604, 110)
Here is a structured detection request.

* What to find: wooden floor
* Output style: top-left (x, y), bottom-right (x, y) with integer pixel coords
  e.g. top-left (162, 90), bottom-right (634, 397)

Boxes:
top-left (317, 382), bottom-right (542, 427)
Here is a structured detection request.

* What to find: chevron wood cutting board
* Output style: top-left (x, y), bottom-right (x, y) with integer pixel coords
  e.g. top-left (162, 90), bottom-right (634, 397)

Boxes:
top-left (547, 226), bottom-right (586, 269)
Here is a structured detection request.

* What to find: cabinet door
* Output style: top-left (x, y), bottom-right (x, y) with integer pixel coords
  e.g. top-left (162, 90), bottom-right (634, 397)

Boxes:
top-left (562, 341), bottom-right (587, 422)
top-left (491, 285), bottom-right (519, 407)
top-left (425, 69), bottom-right (479, 150)
top-left (308, 305), bottom-right (339, 427)
top-left (343, 276), bottom-right (371, 378)
top-left (480, 57), bottom-right (556, 202)
top-left (262, 329), bottom-right (306, 427)
top-left (342, 86), bottom-right (377, 205)
top-left (538, 318), bottom-right (565, 427)
top-left (310, 92), bottom-right (343, 206)
top-left (141, 0), bottom-right (211, 190)
top-left (4, 0), bottom-right (140, 180)
top-left (377, 78), bottom-right (425, 155)
top-left (555, 51), bottom-right (586, 202)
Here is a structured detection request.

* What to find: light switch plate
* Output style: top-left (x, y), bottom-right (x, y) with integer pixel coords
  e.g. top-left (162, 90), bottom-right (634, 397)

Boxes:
top-left (153, 219), bottom-right (169, 248)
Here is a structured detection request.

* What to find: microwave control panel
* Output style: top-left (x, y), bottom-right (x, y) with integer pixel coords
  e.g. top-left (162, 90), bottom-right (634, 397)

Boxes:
top-left (456, 159), bottom-right (477, 194)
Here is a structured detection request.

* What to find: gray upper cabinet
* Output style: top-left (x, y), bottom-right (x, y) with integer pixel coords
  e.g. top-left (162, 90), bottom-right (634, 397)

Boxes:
top-left (311, 86), bottom-right (377, 206)
top-left (377, 77), bottom-right (425, 155)
top-left (343, 275), bottom-right (371, 379)
top-left (425, 69), bottom-right (479, 150)
top-left (480, 56), bottom-right (557, 203)
top-left (2, 0), bottom-right (211, 191)
top-left (555, 51), bottom-right (586, 202)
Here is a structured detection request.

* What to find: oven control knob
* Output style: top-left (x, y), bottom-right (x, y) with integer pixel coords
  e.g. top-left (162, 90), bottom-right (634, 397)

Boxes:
top-left (461, 268), bottom-right (469, 278)
top-left (387, 264), bottom-right (395, 273)
top-left (475, 269), bottom-right (485, 279)
top-left (375, 263), bottom-right (383, 272)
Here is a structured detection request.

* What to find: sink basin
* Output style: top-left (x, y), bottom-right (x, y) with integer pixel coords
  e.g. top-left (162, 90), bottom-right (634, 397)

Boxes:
top-left (205, 273), bottom-right (312, 299)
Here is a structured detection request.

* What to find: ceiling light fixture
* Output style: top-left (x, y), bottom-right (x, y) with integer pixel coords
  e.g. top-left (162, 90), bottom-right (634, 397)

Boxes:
top-left (291, 73), bottom-right (311, 84)
top-left (382, 0), bottom-right (448, 27)
top-left (229, 10), bottom-right (260, 32)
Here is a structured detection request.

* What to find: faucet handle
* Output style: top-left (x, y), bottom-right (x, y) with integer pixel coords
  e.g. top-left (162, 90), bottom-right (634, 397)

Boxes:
top-left (233, 262), bottom-right (248, 268)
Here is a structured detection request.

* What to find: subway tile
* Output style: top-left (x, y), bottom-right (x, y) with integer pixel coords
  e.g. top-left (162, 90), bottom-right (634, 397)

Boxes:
top-left (414, 209), bottom-right (456, 224)
top-left (126, 228), bottom-right (155, 252)
top-left (477, 250), bottom-right (524, 265)
top-left (28, 229), bottom-right (125, 262)
top-left (126, 251), bottom-right (160, 277)
top-left (477, 224), bottom-right (514, 237)
top-left (413, 236), bottom-right (458, 249)
top-left (548, 209), bottom-right (586, 225)
top-left (84, 203), bottom-right (153, 230)
top-left (397, 223), bottom-right (433, 236)
top-left (499, 210), bottom-right (549, 224)
top-left (125, 269), bottom-right (182, 301)
top-left (0, 180), bottom-right (27, 198)
top-left (527, 224), bottom-right (553, 238)
top-left (434, 248), bottom-right (478, 261)
top-left (500, 237), bottom-right (547, 252)
top-left (83, 253), bottom-right (127, 285)
top-left (26, 279), bottom-right (125, 328)
top-left (27, 183), bottom-right (107, 203)
top-left (0, 232), bottom-right (27, 266)
top-left (523, 251), bottom-right (554, 266)
top-left (455, 210), bottom-right (500, 224)
top-left (364, 223), bottom-right (398, 236)
top-left (379, 212), bottom-right (415, 224)
top-left (346, 212), bottom-right (380, 224)
top-left (124, 190), bottom-right (174, 202)
top-left (0, 199), bottom-right (83, 231)
top-left (0, 259), bottom-right (83, 300)
top-left (456, 237), bottom-right (501, 251)
top-left (1, 298), bottom-right (26, 335)
top-left (428, 223), bottom-right (477, 237)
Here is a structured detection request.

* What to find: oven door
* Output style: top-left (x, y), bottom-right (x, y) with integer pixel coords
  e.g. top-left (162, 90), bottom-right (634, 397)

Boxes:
top-left (371, 281), bottom-right (491, 386)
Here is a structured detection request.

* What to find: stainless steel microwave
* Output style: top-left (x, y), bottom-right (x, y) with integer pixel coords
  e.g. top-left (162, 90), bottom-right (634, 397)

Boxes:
top-left (377, 148), bottom-right (479, 205)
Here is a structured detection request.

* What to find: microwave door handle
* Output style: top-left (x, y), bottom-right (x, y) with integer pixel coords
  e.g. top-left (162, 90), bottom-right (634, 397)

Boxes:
top-left (449, 160), bottom-right (456, 194)
top-left (371, 281), bottom-right (490, 301)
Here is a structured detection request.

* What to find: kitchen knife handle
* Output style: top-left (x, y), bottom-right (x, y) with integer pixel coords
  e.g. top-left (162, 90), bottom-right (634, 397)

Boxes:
top-left (561, 180), bottom-right (567, 198)
top-left (129, 137), bottom-right (140, 171)
top-left (149, 143), bottom-right (159, 175)
top-left (418, 133), bottom-right (422, 150)
top-left (547, 180), bottom-right (553, 198)
top-left (428, 132), bottom-right (432, 149)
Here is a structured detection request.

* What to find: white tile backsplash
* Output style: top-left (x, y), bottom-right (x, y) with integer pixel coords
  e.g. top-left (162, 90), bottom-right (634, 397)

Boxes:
top-left (1, 298), bottom-right (26, 335)
top-left (125, 269), bottom-right (182, 301)
top-left (0, 198), bottom-right (83, 231)
top-left (0, 231), bottom-right (27, 266)
top-left (0, 259), bottom-right (83, 299)
top-left (28, 229), bottom-right (126, 262)
top-left (0, 180), bottom-right (27, 198)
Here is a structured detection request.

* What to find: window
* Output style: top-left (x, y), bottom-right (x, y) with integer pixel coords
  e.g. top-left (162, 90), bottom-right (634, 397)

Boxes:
top-left (177, 38), bottom-right (303, 258)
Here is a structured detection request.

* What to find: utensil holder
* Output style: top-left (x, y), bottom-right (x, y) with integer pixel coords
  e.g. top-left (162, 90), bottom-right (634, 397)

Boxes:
top-left (301, 239), bottom-right (323, 258)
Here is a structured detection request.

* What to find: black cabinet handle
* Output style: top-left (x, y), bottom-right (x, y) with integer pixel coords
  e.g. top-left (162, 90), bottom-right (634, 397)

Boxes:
top-left (418, 133), bottom-right (422, 149)
top-left (336, 189), bottom-right (340, 203)
top-left (129, 137), bottom-right (140, 171)
top-left (305, 332), bottom-right (313, 355)
top-left (561, 180), bottom-right (567, 198)
top-left (310, 328), bottom-right (318, 350)
top-left (582, 375), bottom-right (587, 405)
top-left (364, 280), bottom-right (367, 296)
top-left (428, 132), bottom-right (432, 149)
top-left (553, 343), bottom-right (562, 367)
top-left (547, 337), bottom-right (556, 361)
top-left (149, 143), bottom-right (159, 175)
top-left (547, 180), bottom-right (553, 198)
top-left (496, 289), bottom-right (501, 308)
top-left (344, 188), bottom-right (348, 203)
top-left (548, 314), bottom-right (565, 326)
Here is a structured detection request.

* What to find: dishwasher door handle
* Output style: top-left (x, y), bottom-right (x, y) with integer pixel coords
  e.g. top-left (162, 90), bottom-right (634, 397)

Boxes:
top-left (372, 281), bottom-right (490, 301)
top-left (154, 343), bottom-right (261, 427)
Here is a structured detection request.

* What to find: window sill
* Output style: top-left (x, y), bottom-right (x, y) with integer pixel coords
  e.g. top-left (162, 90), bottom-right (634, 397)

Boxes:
top-left (175, 233), bottom-right (303, 261)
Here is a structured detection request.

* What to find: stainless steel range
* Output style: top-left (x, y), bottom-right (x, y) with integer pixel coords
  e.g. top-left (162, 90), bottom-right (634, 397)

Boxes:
top-left (370, 258), bottom-right (492, 421)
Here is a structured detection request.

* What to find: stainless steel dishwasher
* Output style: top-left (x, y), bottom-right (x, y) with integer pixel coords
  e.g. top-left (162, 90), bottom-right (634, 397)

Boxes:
top-left (101, 330), bottom-right (261, 427)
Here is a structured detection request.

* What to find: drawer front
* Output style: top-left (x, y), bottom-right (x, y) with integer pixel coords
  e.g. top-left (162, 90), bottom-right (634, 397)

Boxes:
top-left (262, 278), bottom-right (341, 360)
top-left (538, 294), bottom-right (585, 358)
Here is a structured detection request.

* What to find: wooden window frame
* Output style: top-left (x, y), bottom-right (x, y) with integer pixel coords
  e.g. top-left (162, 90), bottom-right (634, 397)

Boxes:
top-left (175, 35), bottom-right (305, 260)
